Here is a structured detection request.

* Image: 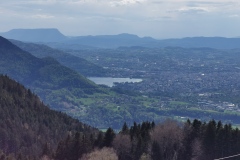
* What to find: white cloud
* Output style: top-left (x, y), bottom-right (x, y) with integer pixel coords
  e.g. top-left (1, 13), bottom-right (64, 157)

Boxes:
top-left (229, 14), bottom-right (240, 18)
top-left (1, 0), bottom-right (240, 38)
top-left (177, 7), bottom-right (210, 14)
top-left (110, 0), bottom-right (145, 7)
top-left (31, 14), bottom-right (55, 19)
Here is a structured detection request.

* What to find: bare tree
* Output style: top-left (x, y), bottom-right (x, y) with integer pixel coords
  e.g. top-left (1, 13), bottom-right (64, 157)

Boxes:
top-left (191, 139), bottom-right (203, 160)
top-left (80, 147), bottom-right (118, 160)
top-left (40, 155), bottom-right (52, 160)
top-left (140, 153), bottom-right (151, 160)
top-left (112, 134), bottom-right (131, 160)
top-left (150, 120), bottom-right (183, 160)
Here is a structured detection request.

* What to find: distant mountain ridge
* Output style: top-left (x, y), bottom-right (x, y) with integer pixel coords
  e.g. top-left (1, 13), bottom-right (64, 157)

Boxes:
top-left (157, 37), bottom-right (240, 49)
top-left (66, 33), bottom-right (156, 48)
top-left (1, 28), bottom-right (240, 49)
top-left (0, 28), bottom-right (67, 42)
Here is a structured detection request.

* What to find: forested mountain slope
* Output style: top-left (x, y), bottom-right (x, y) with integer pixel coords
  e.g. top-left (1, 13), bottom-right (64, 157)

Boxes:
top-left (10, 40), bottom-right (107, 76)
top-left (0, 75), bottom-right (97, 159)
top-left (0, 36), bottom-right (100, 111)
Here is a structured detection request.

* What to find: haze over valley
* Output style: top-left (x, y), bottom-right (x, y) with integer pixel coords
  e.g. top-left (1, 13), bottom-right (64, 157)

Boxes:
top-left (1, 28), bottom-right (240, 129)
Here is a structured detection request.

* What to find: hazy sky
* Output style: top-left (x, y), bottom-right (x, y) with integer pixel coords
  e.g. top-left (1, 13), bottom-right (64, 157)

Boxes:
top-left (0, 0), bottom-right (240, 38)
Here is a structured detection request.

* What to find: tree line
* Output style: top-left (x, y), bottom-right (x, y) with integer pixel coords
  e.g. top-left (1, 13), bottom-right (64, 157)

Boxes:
top-left (48, 119), bottom-right (240, 160)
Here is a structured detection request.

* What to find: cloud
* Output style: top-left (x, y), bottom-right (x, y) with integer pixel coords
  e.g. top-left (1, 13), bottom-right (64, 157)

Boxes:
top-left (1, 0), bottom-right (240, 38)
top-left (229, 14), bottom-right (240, 18)
top-left (185, 1), bottom-right (240, 13)
top-left (31, 14), bottom-right (55, 19)
top-left (176, 7), bottom-right (209, 14)
top-left (110, 0), bottom-right (145, 7)
top-left (187, 1), bottom-right (229, 6)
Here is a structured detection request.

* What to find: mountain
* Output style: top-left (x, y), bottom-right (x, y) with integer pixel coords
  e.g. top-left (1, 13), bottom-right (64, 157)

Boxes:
top-left (45, 35), bottom-right (240, 49)
top-left (10, 40), bottom-right (107, 76)
top-left (157, 37), bottom-right (240, 49)
top-left (65, 33), bottom-right (156, 48)
top-left (0, 36), bottom-right (99, 111)
top-left (0, 28), bottom-right (67, 42)
top-left (42, 34), bottom-right (157, 50)
top-left (2, 28), bottom-right (240, 49)
top-left (0, 75), bottom-right (97, 158)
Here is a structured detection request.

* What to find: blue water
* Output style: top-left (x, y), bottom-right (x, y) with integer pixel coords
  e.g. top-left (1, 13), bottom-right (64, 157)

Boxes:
top-left (88, 77), bottom-right (142, 87)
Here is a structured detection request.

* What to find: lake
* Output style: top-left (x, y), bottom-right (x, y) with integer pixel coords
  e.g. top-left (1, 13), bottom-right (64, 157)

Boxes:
top-left (88, 77), bottom-right (143, 87)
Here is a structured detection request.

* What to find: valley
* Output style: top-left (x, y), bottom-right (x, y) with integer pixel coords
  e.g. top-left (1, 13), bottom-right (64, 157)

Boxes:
top-left (61, 47), bottom-right (240, 127)
top-left (1, 31), bottom-right (240, 130)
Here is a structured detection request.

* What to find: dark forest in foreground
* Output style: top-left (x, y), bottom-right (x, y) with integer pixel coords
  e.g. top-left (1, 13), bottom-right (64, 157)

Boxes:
top-left (0, 75), bottom-right (240, 160)
top-left (52, 119), bottom-right (240, 160)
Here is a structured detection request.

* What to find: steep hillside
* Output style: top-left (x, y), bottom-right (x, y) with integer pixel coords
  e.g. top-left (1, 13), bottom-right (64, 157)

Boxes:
top-left (0, 35), bottom-right (43, 83)
top-left (0, 75), bottom-right (97, 158)
top-left (0, 36), bottom-right (100, 111)
top-left (10, 40), bottom-right (107, 76)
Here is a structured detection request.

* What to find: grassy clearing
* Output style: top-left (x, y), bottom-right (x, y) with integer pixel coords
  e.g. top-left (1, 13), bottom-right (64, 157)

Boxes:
top-left (170, 101), bottom-right (189, 106)
top-left (79, 98), bottom-right (96, 105)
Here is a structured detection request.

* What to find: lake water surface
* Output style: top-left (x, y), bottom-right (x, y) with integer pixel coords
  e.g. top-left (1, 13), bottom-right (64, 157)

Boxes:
top-left (88, 77), bottom-right (142, 87)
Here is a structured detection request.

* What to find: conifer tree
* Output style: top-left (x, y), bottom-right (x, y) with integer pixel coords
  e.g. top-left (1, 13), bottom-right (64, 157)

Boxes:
top-left (151, 141), bottom-right (161, 160)
top-left (202, 120), bottom-right (217, 159)
top-left (103, 128), bottom-right (115, 147)
top-left (121, 122), bottom-right (129, 135)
